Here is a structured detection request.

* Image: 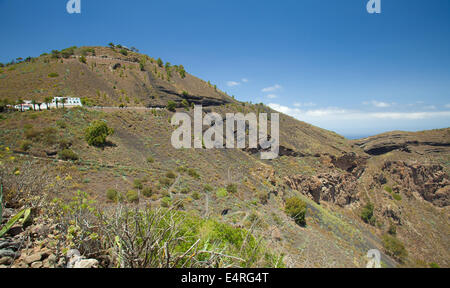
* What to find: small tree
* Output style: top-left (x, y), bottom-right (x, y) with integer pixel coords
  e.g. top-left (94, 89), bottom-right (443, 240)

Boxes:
top-left (167, 101), bottom-right (177, 112)
top-left (85, 120), bottom-right (114, 147)
top-left (285, 197), bottom-right (307, 226)
top-left (157, 58), bottom-right (163, 67)
top-left (44, 97), bottom-right (52, 110)
top-left (79, 56), bottom-right (87, 64)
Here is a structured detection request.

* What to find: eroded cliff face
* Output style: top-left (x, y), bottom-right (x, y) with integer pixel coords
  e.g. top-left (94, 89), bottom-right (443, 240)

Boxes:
top-left (382, 161), bottom-right (450, 207)
top-left (285, 172), bottom-right (359, 207)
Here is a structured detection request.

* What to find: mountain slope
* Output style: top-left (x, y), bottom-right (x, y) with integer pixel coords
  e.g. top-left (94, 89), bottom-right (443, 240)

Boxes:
top-left (0, 46), bottom-right (449, 268)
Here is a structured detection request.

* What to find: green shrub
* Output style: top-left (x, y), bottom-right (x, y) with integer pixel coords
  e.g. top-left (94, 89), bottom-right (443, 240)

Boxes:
top-left (382, 234), bottom-right (407, 262)
top-left (133, 179), bottom-right (143, 190)
top-left (161, 196), bottom-right (171, 207)
top-left (388, 224), bottom-right (397, 236)
top-left (392, 193), bottom-right (402, 201)
top-left (166, 171), bottom-right (176, 179)
top-left (384, 186), bottom-right (393, 194)
top-left (157, 58), bottom-right (163, 67)
top-left (126, 190), bottom-right (139, 203)
top-left (226, 184), bottom-right (237, 194)
top-left (119, 49), bottom-right (128, 56)
top-left (160, 177), bottom-right (173, 187)
top-left (142, 187), bottom-right (153, 198)
top-left (429, 262), bottom-right (440, 268)
top-left (216, 188), bottom-right (228, 198)
top-left (204, 184), bottom-right (213, 192)
top-left (361, 202), bottom-right (376, 226)
top-left (285, 197), bottom-right (307, 226)
top-left (84, 120), bottom-right (114, 147)
top-left (106, 189), bottom-right (119, 202)
top-left (48, 72), bottom-right (59, 78)
top-left (187, 168), bottom-right (200, 179)
top-left (79, 56), bottom-right (87, 64)
top-left (192, 192), bottom-right (201, 200)
top-left (167, 101), bottom-right (177, 112)
top-left (59, 149), bottom-right (79, 161)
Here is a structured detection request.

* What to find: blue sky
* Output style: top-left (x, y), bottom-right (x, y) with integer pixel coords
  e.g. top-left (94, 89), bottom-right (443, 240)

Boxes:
top-left (1, 0), bottom-right (449, 137)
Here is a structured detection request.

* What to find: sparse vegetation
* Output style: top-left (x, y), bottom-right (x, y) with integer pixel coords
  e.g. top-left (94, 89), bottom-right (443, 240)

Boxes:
top-left (382, 234), bottom-right (407, 262)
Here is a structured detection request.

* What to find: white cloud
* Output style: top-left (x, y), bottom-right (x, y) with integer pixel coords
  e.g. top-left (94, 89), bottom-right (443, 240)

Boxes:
top-left (424, 105), bottom-right (436, 110)
top-left (262, 84), bottom-right (282, 93)
top-left (267, 94), bottom-right (278, 99)
top-left (241, 78), bottom-right (248, 83)
top-left (446, 104), bottom-right (450, 108)
top-left (363, 100), bottom-right (392, 108)
top-left (268, 103), bottom-right (450, 121)
top-left (294, 102), bottom-right (316, 108)
top-left (227, 81), bottom-right (240, 87)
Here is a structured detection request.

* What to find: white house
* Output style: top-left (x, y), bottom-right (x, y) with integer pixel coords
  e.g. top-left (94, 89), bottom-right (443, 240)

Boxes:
top-left (52, 97), bottom-right (82, 107)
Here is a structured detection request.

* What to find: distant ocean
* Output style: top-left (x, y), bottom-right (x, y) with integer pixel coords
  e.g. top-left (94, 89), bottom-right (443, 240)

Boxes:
top-left (343, 135), bottom-right (371, 140)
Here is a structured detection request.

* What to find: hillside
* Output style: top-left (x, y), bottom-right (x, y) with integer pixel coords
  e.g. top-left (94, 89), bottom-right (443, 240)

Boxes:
top-left (0, 46), bottom-right (449, 268)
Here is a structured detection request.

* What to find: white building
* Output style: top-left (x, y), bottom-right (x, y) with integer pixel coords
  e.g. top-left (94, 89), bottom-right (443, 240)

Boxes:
top-left (52, 97), bottom-right (82, 107)
top-left (14, 97), bottom-right (82, 111)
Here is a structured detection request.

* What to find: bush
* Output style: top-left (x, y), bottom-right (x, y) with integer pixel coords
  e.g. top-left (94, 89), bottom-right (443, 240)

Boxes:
top-left (192, 192), bottom-right (200, 200)
top-left (142, 187), bottom-right (153, 198)
top-left (167, 101), bottom-right (177, 112)
top-left (79, 56), bottom-right (87, 64)
top-left (392, 193), bottom-right (402, 201)
top-left (84, 120), bottom-right (114, 147)
top-left (157, 58), bottom-right (163, 67)
top-left (382, 234), bottom-right (407, 262)
top-left (285, 197), bottom-right (307, 226)
top-left (48, 72), bottom-right (59, 78)
top-left (226, 184), bottom-right (237, 194)
top-left (59, 149), bottom-right (79, 161)
top-left (160, 177), bottom-right (173, 187)
top-left (187, 168), bottom-right (200, 179)
top-left (216, 188), bottom-right (228, 198)
top-left (361, 202), bottom-right (376, 226)
top-left (204, 184), bottom-right (213, 192)
top-left (166, 171), bottom-right (176, 179)
top-left (133, 179), bottom-right (143, 190)
top-left (429, 263), bottom-right (440, 268)
top-left (384, 186), bottom-right (393, 194)
top-left (106, 189), bottom-right (119, 202)
top-left (119, 49), bottom-right (128, 56)
top-left (126, 190), bottom-right (139, 203)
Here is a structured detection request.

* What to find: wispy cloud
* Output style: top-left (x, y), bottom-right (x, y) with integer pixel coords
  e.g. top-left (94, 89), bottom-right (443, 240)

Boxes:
top-left (262, 84), bottom-right (282, 93)
top-left (241, 78), bottom-right (248, 83)
top-left (363, 100), bottom-right (392, 108)
top-left (227, 81), bottom-right (240, 87)
top-left (294, 102), bottom-right (316, 108)
top-left (446, 104), bottom-right (450, 108)
top-left (267, 94), bottom-right (278, 99)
